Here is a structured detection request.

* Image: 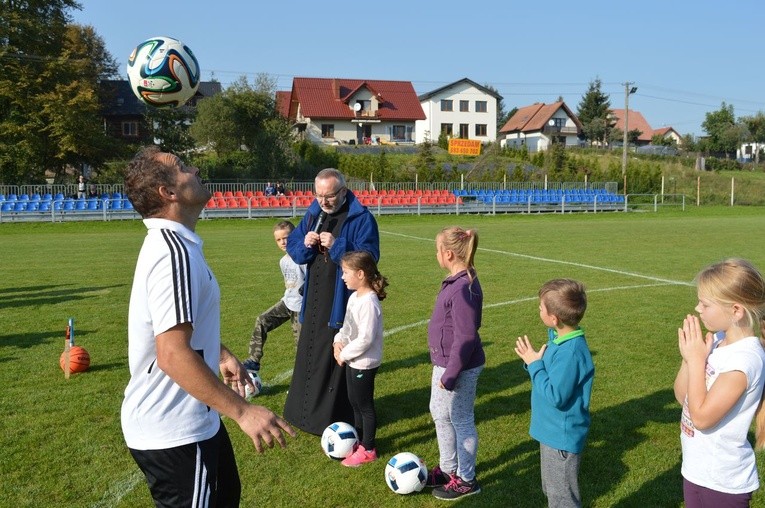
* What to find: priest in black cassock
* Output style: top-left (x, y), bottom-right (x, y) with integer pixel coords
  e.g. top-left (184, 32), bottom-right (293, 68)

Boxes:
top-left (285, 168), bottom-right (380, 435)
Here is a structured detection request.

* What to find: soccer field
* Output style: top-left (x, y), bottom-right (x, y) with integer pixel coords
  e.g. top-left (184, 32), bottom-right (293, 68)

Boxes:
top-left (2, 207), bottom-right (765, 507)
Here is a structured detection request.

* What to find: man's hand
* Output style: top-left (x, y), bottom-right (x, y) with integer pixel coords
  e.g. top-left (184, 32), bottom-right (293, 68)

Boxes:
top-left (236, 405), bottom-right (296, 453)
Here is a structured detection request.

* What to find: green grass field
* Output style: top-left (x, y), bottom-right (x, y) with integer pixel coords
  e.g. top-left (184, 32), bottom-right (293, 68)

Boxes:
top-left (3, 208), bottom-right (765, 507)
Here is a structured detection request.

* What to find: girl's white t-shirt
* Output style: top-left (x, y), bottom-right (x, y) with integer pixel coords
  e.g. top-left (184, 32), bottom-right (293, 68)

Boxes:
top-left (681, 335), bottom-right (765, 494)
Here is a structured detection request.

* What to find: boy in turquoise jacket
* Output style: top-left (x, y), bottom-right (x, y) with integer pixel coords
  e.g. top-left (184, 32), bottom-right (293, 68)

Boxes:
top-left (514, 279), bottom-right (594, 508)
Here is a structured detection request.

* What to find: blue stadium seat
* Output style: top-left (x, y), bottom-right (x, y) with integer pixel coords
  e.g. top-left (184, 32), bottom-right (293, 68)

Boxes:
top-left (54, 193), bottom-right (65, 200)
top-left (87, 198), bottom-right (100, 210)
top-left (124, 200), bottom-right (134, 210)
top-left (1, 202), bottom-right (13, 212)
top-left (111, 199), bottom-right (123, 210)
top-left (14, 202), bottom-right (27, 211)
top-left (39, 202), bottom-right (50, 212)
top-left (75, 199), bottom-right (86, 210)
top-left (63, 200), bottom-right (75, 211)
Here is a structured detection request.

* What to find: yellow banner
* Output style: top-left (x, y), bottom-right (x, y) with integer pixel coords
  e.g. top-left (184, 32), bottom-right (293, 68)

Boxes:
top-left (448, 139), bottom-right (481, 156)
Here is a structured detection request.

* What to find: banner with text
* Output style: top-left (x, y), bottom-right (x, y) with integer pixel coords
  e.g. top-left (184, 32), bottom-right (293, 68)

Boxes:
top-left (448, 139), bottom-right (482, 156)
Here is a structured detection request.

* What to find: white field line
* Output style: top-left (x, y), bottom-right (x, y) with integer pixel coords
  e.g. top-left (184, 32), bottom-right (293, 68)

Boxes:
top-left (381, 230), bottom-right (693, 287)
top-left (98, 233), bottom-right (686, 504)
top-left (91, 470), bottom-right (143, 508)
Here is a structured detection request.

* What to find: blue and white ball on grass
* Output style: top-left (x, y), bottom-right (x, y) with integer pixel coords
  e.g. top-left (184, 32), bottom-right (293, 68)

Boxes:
top-left (127, 36), bottom-right (200, 108)
top-left (385, 452), bottom-right (427, 494)
top-left (244, 371), bottom-right (262, 400)
top-left (320, 422), bottom-right (358, 459)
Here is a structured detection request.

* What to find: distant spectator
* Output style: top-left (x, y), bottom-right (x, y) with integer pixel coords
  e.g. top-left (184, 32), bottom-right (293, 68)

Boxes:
top-left (276, 181), bottom-right (286, 196)
top-left (88, 185), bottom-right (99, 199)
top-left (77, 175), bottom-right (86, 199)
top-left (265, 182), bottom-right (276, 196)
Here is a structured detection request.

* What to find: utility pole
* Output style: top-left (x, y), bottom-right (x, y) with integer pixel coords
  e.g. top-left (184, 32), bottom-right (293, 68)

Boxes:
top-left (621, 82), bottom-right (637, 195)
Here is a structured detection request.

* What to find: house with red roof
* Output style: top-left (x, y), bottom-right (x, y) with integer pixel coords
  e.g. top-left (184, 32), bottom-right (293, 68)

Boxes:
top-left (652, 126), bottom-right (683, 146)
top-left (609, 109), bottom-right (655, 145)
top-left (278, 77), bottom-right (425, 146)
top-left (415, 78), bottom-right (503, 144)
top-left (498, 101), bottom-right (583, 152)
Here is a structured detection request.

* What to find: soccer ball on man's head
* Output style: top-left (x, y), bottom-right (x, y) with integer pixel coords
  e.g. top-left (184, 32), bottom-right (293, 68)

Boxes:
top-left (384, 452), bottom-right (427, 494)
top-left (320, 422), bottom-right (358, 459)
top-left (127, 36), bottom-right (200, 108)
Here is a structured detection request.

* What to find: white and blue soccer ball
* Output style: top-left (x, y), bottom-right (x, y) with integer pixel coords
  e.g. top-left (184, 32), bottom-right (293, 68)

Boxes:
top-left (320, 422), bottom-right (358, 459)
top-left (127, 36), bottom-right (200, 108)
top-left (244, 371), bottom-right (262, 400)
top-left (385, 452), bottom-right (427, 494)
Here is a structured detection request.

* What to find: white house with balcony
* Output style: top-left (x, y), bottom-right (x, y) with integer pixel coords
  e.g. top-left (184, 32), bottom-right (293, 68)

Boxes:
top-left (499, 101), bottom-right (583, 151)
top-left (415, 78), bottom-right (502, 144)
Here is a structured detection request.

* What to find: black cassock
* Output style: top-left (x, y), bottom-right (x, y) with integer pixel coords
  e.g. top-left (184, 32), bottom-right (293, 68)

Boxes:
top-left (283, 204), bottom-right (353, 435)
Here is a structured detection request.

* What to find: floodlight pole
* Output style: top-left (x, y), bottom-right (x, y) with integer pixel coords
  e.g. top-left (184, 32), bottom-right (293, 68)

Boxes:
top-left (622, 82), bottom-right (637, 194)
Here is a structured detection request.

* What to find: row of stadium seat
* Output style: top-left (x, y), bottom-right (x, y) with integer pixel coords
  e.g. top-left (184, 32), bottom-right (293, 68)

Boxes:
top-left (0, 198), bottom-right (134, 212)
top-left (205, 195), bottom-right (460, 209)
top-left (1, 192), bottom-right (124, 202)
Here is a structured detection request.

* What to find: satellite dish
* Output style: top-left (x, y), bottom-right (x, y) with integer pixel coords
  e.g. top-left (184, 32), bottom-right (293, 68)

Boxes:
top-left (548, 119), bottom-right (555, 126)
top-left (354, 103), bottom-right (362, 112)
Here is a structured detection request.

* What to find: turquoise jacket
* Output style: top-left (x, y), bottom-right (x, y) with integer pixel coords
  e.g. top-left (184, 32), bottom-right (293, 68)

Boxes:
top-left (525, 330), bottom-right (594, 454)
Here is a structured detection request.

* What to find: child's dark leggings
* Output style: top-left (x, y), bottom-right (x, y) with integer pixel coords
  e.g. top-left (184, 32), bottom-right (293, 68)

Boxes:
top-left (345, 365), bottom-right (379, 450)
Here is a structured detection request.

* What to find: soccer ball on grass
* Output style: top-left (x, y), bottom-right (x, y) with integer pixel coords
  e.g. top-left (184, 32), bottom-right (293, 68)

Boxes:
top-left (320, 422), bottom-right (358, 459)
top-left (384, 452), bottom-right (427, 494)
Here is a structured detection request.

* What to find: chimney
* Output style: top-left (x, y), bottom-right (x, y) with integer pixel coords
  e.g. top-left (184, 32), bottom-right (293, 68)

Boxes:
top-left (332, 78), bottom-right (339, 99)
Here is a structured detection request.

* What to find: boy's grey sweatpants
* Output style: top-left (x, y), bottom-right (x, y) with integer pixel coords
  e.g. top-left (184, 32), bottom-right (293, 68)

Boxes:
top-left (540, 442), bottom-right (581, 508)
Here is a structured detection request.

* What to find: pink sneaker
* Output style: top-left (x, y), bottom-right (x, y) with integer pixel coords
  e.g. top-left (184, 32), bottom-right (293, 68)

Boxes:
top-left (341, 444), bottom-right (378, 467)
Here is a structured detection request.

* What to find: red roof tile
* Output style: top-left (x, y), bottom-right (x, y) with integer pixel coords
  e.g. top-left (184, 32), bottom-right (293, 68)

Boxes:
top-left (499, 101), bottom-right (582, 133)
top-left (275, 91), bottom-right (291, 118)
top-left (289, 77), bottom-right (425, 121)
top-left (610, 109), bottom-right (653, 141)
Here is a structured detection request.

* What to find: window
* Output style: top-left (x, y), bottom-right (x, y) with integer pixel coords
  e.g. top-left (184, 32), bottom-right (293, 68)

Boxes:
top-left (440, 123), bottom-right (453, 136)
top-left (475, 100), bottom-right (487, 113)
top-left (122, 121), bottom-right (138, 137)
top-left (440, 100), bottom-right (453, 112)
top-left (391, 125), bottom-right (414, 141)
top-left (459, 123), bottom-right (469, 138)
top-left (321, 124), bottom-right (334, 138)
top-left (475, 124), bottom-right (487, 136)
top-left (460, 100), bottom-right (469, 112)
top-left (553, 117), bottom-right (565, 128)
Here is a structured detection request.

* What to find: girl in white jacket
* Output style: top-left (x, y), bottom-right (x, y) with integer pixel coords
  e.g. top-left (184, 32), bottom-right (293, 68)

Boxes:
top-left (333, 250), bottom-right (388, 467)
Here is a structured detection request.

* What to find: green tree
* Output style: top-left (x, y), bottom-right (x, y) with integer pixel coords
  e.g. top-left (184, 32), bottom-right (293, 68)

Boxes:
top-left (577, 78), bottom-right (612, 147)
top-left (0, 2), bottom-right (118, 184)
top-left (651, 133), bottom-right (676, 147)
top-left (702, 102), bottom-right (738, 157)
top-left (415, 138), bottom-right (439, 181)
top-left (190, 74), bottom-right (296, 179)
top-left (146, 106), bottom-right (196, 155)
